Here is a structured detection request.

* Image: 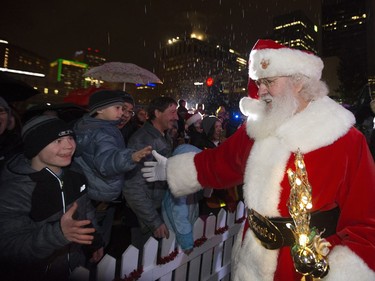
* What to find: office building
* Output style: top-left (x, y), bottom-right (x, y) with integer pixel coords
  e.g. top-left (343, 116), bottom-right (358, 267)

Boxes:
top-left (49, 59), bottom-right (88, 94)
top-left (74, 47), bottom-right (106, 67)
top-left (273, 10), bottom-right (319, 54)
top-left (321, 0), bottom-right (371, 100)
top-left (0, 39), bottom-right (49, 92)
top-left (156, 32), bottom-right (248, 113)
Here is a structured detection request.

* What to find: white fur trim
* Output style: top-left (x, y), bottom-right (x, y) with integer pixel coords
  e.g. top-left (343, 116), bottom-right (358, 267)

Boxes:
top-left (242, 96), bottom-right (355, 154)
top-left (276, 96), bottom-right (355, 153)
top-left (249, 47), bottom-right (323, 80)
top-left (243, 137), bottom-right (290, 216)
top-left (167, 152), bottom-right (202, 197)
top-left (324, 245), bottom-right (375, 281)
top-left (186, 112), bottom-right (202, 127)
top-left (239, 97), bottom-right (264, 119)
top-left (232, 225), bottom-right (279, 281)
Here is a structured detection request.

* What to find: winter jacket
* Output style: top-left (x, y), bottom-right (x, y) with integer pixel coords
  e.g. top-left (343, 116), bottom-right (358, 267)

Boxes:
top-left (190, 132), bottom-right (216, 150)
top-left (123, 121), bottom-right (173, 234)
top-left (0, 128), bottom-right (23, 171)
top-left (161, 144), bottom-right (202, 251)
top-left (0, 153), bottom-right (102, 281)
top-left (73, 114), bottom-right (137, 202)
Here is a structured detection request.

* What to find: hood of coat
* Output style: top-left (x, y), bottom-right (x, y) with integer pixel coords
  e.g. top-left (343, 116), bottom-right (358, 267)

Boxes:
top-left (2, 153), bottom-right (35, 177)
top-left (73, 114), bottom-right (121, 154)
top-left (74, 114), bottom-right (120, 132)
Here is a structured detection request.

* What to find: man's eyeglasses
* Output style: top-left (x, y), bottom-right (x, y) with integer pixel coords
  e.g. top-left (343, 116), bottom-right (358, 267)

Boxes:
top-left (255, 76), bottom-right (290, 89)
top-left (254, 77), bottom-right (279, 89)
top-left (123, 110), bottom-right (135, 117)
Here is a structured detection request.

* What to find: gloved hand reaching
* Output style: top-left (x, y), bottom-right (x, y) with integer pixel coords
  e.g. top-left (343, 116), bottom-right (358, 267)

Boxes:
top-left (141, 150), bottom-right (167, 182)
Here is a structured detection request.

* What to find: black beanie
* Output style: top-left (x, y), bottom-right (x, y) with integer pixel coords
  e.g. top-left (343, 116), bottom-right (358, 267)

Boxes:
top-left (88, 90), bottom-right (126, 115)
top-left (22, 116), bottom-right (75, 159)
top-left (123, 92), bottom-right (135, 106)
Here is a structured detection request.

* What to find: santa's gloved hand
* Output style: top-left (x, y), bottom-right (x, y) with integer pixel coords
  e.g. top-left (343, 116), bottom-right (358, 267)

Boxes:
top-left (141, 150), bottom-right (167, 182)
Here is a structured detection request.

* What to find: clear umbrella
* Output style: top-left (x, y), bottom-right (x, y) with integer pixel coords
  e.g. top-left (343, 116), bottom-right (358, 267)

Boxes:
top-left (83, 62), bottom-right (162, 90)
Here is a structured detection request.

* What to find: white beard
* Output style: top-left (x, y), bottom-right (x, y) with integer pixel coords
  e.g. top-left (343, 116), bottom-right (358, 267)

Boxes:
top-left (248, 89), bottom-right (299, 140)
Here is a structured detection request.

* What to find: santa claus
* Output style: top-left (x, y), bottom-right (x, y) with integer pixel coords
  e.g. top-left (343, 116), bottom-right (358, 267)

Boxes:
top-left (142, 39), bottom-right (375, 280)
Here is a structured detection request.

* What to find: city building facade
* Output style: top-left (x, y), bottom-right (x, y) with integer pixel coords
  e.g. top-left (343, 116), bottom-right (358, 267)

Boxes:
top-left (156, 32), bottom-right (248, 113)
top-left (74, 47), bottom-right (106, 67)
top-left (49, 59), bottom-right (88, 94)
top-left (0, 39), bottom-right (48, 94)
top-left (321, 0), bottom-right (372, 101)
top-left (273, 10), bottom-right (319, 54)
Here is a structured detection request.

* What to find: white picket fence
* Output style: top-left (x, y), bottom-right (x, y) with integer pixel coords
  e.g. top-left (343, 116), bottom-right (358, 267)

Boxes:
top-left (71, 201), bottom-right (246, 281)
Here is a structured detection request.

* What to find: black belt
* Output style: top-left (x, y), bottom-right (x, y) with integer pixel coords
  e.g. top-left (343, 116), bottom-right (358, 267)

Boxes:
top-left (247, 204), bottom-right (340, 250)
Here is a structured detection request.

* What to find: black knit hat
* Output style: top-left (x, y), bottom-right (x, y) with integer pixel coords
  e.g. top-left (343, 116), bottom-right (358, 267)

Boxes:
top-left (22, 115), bottom-right (75, 159)
top-left (88, 90), bottom-right (126, 115)
top-left (123, 92), bottom-right (135, 106)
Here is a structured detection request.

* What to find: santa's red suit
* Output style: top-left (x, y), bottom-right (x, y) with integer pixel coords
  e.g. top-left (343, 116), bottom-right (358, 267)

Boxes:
top-left (168, 95), bottom-right (375, 281)
top-left (166, 40), bottom-right (375, 281)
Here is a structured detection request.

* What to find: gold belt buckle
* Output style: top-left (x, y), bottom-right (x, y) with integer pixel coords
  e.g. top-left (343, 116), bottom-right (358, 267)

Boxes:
top-left (247, 208), bottom-right (285, 249)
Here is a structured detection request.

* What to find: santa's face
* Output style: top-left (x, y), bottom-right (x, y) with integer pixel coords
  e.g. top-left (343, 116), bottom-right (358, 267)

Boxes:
top-left (256, 76), bottom-right (305, 113)
top-left (248, 76), bottom-right (300, 139)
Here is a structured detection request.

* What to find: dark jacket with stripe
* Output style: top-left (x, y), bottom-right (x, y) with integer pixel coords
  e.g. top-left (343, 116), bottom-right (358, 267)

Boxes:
top-left (0, 153), bottom-right (102, 281)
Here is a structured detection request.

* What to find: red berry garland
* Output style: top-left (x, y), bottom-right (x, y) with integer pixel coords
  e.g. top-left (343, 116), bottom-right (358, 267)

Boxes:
top-left (114, 267), bottom-right (143, 281)
top-left (157, 249), bottom-right (179, 265)
top-left (194, 236), bottom-right (207, 247)
top-left (113, 215), bottom-right (246, 281)
top-left (215, 225), bottom-right (229, 235)
top-left (235, 216), bottom-right (245, 224)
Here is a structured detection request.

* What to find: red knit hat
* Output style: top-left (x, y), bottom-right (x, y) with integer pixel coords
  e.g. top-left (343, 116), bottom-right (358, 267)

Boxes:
top-left (247, 39), bottom-right (324, 99)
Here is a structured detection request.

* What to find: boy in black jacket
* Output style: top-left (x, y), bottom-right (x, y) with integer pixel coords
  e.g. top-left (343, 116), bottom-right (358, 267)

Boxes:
top-left (0, 115), bottom-right (103, 281)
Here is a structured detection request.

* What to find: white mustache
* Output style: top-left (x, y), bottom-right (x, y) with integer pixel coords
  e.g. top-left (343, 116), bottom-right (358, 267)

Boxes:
top-left (260, 94), bottom-right (273, 103)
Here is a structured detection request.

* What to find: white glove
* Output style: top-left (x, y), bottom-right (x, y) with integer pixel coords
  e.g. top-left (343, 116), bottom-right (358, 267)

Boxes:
top-left (141, 150), bottom-right (167, 182)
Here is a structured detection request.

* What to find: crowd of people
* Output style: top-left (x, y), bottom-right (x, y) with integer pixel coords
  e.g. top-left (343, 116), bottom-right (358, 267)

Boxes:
top-left (0, 83), bottom-right (243, 279)
top-left (0, 38), bottom-right (374, 281)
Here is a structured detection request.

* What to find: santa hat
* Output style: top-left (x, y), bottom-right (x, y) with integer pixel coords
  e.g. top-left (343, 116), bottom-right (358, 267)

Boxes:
top-left (186, 112), bottom-right (203, 127)
top-left (247, 39), bottom-right (324, 98)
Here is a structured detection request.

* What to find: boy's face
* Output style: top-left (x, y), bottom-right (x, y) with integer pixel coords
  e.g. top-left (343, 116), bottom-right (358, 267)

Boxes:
top-left (96, 104), bottom-right (124, 121)
top-left (31, 136), bottom-right (76, 174)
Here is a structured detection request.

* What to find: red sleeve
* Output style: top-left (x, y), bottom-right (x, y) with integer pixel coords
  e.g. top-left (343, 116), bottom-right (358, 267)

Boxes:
top-left (194, 125), bottom-right (254, 189)
top-left (335, 128), bottom-right (375, 271)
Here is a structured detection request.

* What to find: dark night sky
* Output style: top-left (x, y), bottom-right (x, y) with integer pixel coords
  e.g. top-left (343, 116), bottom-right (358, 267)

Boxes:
top-left (0, 0), bottom-right (320, 72)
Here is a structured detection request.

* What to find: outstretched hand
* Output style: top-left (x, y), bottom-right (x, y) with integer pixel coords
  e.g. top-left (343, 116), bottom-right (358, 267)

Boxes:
top-left (141, 150), bottom-right (167, 182)
top-left (60, 202), bottom-right (96, 245)
top-left (132, 145), bottom-right (153, 162)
